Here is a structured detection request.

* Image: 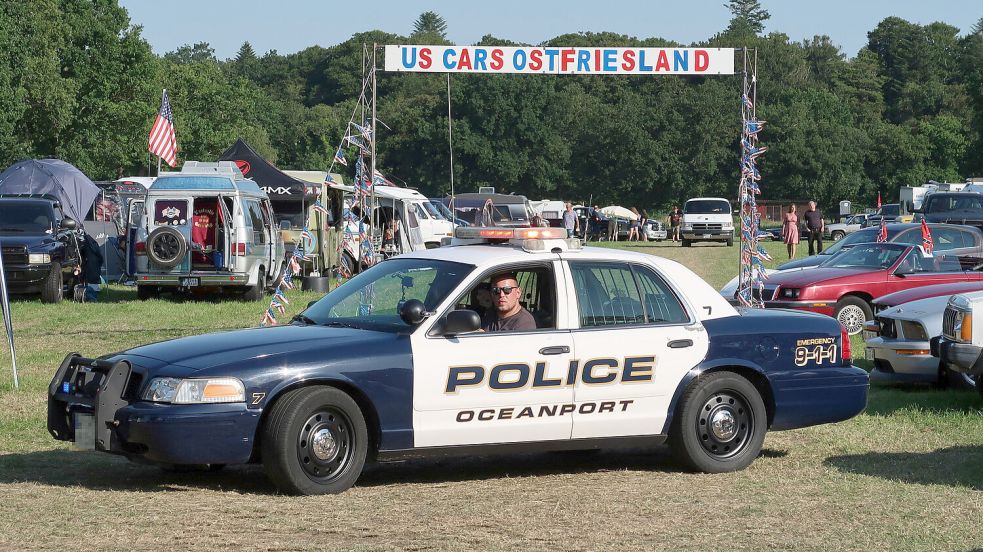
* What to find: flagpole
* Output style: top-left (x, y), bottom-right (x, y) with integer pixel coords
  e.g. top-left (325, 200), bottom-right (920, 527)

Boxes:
top-left (370, 43), bottom-right (378, 248)
top-left (447, 73), bottom-right (456, 229)
top-left (0, 246), bottom-right (18, 388)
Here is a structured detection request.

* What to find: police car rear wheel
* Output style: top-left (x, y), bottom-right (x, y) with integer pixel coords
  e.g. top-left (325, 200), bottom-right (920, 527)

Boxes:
top-left (261, 386), bottom-right (368, 495)
top-left (671, 372), bottom-right (766, 473)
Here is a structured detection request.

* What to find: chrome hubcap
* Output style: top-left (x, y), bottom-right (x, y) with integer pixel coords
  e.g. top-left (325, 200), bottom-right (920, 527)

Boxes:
top-left (710, 409), bottom-right (737, 441)
top-left (311, 428), bottom-right (338, 461)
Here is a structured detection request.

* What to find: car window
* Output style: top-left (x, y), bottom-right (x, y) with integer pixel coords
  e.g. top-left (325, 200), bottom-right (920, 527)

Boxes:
top-left (827, 243), bottom-right (906, 269)
top-left (570, 262), bottom-right (645, 327)
top-left (451, 265), bottom-right (557, 330)
top-left (932, 227), bottom-right (964, 250)
top-left (632, 265), bottom-right (689, 324)
top-left (243, 200), bottom-right (267, 244)
top-left (153, 199), bottom-right (188, 226)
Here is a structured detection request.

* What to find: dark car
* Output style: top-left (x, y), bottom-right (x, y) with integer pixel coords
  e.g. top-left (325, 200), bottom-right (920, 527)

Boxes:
top-left (0, 196), bottom-right (81, 302)
top-left (916, 192), bottom-right (983, 232)
top-left (862, 203), bottom-right (902, 228)
top-left (777, 223), bottom-right (983, 271)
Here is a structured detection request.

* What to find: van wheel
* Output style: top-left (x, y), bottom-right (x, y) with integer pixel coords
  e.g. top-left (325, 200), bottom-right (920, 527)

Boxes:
top-left (726, 237), bottom-right (734, 247)
top-left (243, 267), bottom-right (265, 302)
top-left (670, 371), bottom-right (766, 473)
top-left (40, 262), bottom-right (63, 303)
top-left (261, 386), bottom-right (368, 495)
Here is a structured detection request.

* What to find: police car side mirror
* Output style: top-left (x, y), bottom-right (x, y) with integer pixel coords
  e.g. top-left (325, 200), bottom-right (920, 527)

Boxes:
top-left (61, 217), bottom-right (78, 230)
top-left (441, 309), bottom-right (481, 335)
top-left (399, 299), bottom-right (428, 325)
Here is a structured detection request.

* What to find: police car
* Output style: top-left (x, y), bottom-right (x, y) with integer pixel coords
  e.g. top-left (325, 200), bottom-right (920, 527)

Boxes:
top-left (48, 227), bottom-right (869, 495)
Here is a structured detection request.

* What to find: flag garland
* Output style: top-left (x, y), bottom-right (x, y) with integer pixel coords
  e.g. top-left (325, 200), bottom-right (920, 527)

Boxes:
top-left (735, 50), bottom-right (769, 308)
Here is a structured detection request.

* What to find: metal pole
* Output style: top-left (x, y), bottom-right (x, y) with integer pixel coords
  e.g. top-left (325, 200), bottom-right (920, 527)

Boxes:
top-left (370, 43), bottom-right (378, 245)
top-left (0, 246), bottom-right (18, 388)
top-left (446, 73), bottom-right (456, 229)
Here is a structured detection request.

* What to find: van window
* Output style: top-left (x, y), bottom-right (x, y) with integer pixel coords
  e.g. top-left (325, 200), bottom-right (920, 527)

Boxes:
top-left (684, 200), bottom-right (731, 215)
top-left (244, 199), bottom-right (267, 244)
top-left (153, 199), bottom-right (188, 226)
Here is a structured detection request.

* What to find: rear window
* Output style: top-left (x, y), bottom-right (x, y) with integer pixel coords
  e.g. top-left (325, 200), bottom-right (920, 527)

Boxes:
top-left (923, 195), bottom-right (983, 213)
top-left (684, 200), bottom-right (731, 215)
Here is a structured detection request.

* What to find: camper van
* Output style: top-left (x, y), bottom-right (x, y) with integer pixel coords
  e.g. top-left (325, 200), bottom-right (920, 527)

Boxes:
top-left (130, 161), bottom-right (284, 300)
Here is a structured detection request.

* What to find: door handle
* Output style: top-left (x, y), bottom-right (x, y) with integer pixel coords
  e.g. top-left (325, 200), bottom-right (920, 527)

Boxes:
top-left (667, 339), bottom-right (693, 349)
top-left (539, 346), bottom-right (570, 355)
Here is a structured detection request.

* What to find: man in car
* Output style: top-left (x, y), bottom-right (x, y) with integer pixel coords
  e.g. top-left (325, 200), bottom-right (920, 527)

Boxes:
top-left (482, 272), bottom-right (537, 332)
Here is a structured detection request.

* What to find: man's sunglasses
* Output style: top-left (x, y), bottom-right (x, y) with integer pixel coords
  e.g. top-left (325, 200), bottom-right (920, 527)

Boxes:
top-left (490, 286), bottom-right (517, 295)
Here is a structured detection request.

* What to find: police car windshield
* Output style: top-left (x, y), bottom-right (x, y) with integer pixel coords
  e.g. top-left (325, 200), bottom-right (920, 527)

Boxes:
top-left (0, 202), bottom-right (54, 232)
top-left (301, 258), bottom-right (473, 331)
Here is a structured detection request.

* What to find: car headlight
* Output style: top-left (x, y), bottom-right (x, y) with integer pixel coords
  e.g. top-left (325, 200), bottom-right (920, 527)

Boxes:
top-left (899, 321), bottom-right (929, 341)
top-left (142, 377), bottom-right (245, 404)
top-left (683, 222), bottom-right (693, 230)
top-left (780, 288), bottom-right (800, 299)
top-left (722, 222), bottom-right (734, 229)
top-left (28, 253), bottom-right (51, 264)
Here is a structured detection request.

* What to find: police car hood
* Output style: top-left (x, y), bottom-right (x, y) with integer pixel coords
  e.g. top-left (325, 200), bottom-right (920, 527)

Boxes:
top-left (112, 325), bottom-right (395, 372)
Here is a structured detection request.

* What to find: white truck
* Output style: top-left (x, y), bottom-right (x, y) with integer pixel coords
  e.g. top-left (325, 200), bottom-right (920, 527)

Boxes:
top-left (934, 291), bottom-right (983, 397)
top-left (680, 197), bottom-right (734, 247)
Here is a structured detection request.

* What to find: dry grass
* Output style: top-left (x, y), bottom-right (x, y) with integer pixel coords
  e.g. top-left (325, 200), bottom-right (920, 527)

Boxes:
top-left (0, 242), bottom-right (981, 551)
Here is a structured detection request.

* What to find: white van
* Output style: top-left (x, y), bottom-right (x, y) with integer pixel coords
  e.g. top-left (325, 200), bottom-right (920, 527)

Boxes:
top-left (681, 197), bottom-right (734, 247)
top-left (131, 161), bottom-right (285, 299)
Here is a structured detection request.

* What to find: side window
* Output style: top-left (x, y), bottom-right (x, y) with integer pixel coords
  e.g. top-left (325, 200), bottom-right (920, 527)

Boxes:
top-left (244, 200), bottom-right (266, 244)
top-left (932, 228), bottom-right (962, 250)
top-left (450, 265), bottom-right (556, 331)
top-left (570, 262), bottom-right (645, 327)
top-left (632, 265), bottom-right (689, 324)
top-left (894, 229), bottom-right (920, 246)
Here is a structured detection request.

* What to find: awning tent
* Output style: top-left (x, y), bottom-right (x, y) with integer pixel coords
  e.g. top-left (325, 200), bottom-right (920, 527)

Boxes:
top-left (218, 138), bottom-right (311, 202)
top-left (0, 159), bottom-right (99, 222)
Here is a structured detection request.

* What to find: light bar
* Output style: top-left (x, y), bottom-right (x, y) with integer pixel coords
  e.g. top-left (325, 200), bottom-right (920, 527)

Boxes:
top-left (454, 226), bottom-right (567, 240)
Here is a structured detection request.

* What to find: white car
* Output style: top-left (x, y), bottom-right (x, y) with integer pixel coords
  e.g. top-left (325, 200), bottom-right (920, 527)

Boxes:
top-left (48, 226), bottom-right (868, 495)
top-left (935, 291), bottom-right (983, 396)
top-left (864, 296), bottom-right (956, 386)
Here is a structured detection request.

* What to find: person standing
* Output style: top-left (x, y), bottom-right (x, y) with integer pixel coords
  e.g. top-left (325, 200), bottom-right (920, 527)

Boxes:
top-left (628, 207), bottom-right (641, 241)
top-left (804, 201), bottom-right (824, 255)
top-left (562, 202), bottom-right (579, 238)
top-left (782, 204), bottom-right (799, 259)
top-left (668, 207), bottom-right (682, 242)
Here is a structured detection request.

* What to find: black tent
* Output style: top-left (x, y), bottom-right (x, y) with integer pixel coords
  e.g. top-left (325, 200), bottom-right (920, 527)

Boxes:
top-left (218, 138), bottom-right (309, 201)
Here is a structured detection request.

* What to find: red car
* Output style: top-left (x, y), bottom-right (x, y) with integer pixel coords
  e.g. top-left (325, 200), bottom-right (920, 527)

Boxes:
top-left (761, 242), bottom-right (982, 334)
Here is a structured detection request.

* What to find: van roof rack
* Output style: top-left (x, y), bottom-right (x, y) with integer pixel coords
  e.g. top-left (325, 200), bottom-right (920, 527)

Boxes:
top-left (177, 161), bottom-right (244, 178)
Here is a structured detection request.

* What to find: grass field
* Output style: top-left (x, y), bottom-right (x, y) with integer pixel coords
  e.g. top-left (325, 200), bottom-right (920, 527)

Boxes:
top-left (1, 239), bottom-right (981, 551)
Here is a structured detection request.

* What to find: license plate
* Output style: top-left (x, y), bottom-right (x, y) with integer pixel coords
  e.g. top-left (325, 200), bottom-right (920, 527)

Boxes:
top-left (864, 348), bottom-right (874, 361)
top-left (73, 413), bottom-right (95, 451)
top-left (701, 234), bottom-right (711, 238)
top-left (180, 277), bottom-right (200, 287)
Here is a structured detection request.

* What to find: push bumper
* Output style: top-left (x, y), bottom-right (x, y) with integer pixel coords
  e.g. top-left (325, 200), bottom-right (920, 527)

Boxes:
top-left (936, 337), bottom-right (983, 377)
top-left (48, 354), bottom-right (259, 465)
top-left (769, 365), bottom-right (869, 430)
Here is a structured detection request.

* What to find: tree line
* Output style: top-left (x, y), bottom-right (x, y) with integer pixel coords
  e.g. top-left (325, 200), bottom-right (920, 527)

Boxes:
top-left (1, 0), bottom-right (981, 214)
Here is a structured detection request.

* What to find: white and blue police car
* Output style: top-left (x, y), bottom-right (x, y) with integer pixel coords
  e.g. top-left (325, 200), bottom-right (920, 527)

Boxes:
top-left (48, 227), bottom-right (868, 494)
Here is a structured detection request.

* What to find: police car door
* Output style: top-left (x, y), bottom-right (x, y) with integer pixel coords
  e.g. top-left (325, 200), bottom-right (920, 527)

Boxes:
top-left (563, 259), bottom-right (708, 439)
top-left (411, 261), bottom-right (575, 448)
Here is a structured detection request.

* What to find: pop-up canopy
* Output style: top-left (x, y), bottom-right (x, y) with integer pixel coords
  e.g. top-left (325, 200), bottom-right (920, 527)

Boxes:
top-left (0, 159), bottom-right (99, 222)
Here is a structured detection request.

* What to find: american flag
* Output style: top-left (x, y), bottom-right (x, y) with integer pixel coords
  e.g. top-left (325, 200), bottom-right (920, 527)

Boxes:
top-left (312, 201), bottom-right (329, 216)
top-left (921, 219), bottom-right (933, 255)
top-left (148, 90), bottom-right (178, 167)
top-left (334, 147), bottom-right (348, 167)
top-left (262, 308), bottom-right (277, 326)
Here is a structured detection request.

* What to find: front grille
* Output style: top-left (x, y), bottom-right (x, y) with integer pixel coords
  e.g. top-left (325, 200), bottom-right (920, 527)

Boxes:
top-left (1, 246), bottom-right (27, 266)
top-left (692, 223), bottom-right (723, 231)
top-left (942, 305), bottom-right (961, 341)
top-left (878, 317), bottom-right (897, 339)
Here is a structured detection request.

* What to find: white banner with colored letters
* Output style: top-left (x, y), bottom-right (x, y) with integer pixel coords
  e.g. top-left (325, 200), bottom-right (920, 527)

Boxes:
top-left (384, 45), bottom-right (735, 75)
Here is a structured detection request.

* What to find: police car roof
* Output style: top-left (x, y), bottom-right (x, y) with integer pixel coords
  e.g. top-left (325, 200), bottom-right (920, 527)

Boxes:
top-left (399, 243), bottom-right (737, 320)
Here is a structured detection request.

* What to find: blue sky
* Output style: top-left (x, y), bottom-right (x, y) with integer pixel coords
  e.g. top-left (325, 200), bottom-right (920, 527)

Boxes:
top-left (121, 0), bottom-right (978, 60)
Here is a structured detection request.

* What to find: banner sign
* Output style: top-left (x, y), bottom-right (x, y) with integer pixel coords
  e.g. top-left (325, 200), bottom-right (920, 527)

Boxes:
top-left (384, 45), bottom-right (735, 75)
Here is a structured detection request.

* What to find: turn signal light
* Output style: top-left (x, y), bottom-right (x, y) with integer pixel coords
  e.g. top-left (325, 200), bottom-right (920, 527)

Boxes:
top-left (233, 242), bottom-right (247, 255)
top-left (961, 313), bottom-right (973, 342)
top-left (134, 242), bottom-right (146, 255)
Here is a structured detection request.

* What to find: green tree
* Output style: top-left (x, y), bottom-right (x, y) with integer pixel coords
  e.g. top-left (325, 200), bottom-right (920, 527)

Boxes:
top-left (164, 42), bottom-right (217, 64)
top-left (412, 11), bottom-right (448, 39)
top-left (723, 0), bottom-right (770, 37)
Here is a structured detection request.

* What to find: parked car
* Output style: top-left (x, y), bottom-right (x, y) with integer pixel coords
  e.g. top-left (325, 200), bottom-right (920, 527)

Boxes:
top-left (429, 199), bottom-right (469, 227)
top-left (915, 191), bottom-right (983, 232)
top-left (861, 203), bottom-right (902, 228)
top-left (643, 219), bottom-right (667, 241)
top-left (681, 197), bottom-right (734, 247)
top-left (935, 291), bottom-right (983, 396)
top-left (47, 225), bottom-right (868, 494)
top-left (865, 289), bottom-right (979, 388)
top-left (0, 195), bottom-right (81, 302)
top-left (777, 223), bottom-right (983, 271)
top-left (759, 242), bottom-right (983, 334)
top-left (131, 161), bottom-right (285, 300)
top-left (825, 214), bottom-right (871, 241)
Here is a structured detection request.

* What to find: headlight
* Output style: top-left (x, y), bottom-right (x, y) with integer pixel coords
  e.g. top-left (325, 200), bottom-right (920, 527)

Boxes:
top-left (722, 222), bottom-right (734, 229)
top-left (142, 377), bottom-right (245, 404)
top-left (28, 253), bottom-right (51, 264)
top-left (780, 288), bottom-right (800, 299)
top-left (683, 222), bottom-right (693, 230)
top-left (899, 321), bottom-right (929, 341)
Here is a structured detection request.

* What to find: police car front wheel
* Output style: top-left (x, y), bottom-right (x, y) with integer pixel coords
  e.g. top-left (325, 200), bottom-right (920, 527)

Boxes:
top-left (670, 372), bottom-right (767, 473)
top-left (261, 386), bottom-right (368, 495)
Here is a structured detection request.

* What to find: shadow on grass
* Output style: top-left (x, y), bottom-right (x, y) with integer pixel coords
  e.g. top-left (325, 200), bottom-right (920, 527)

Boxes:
top-left (866, 387), bottom-right (983, 416)
top-left (825, 446), bottom-right (983, 490)
top-left (0, 446), bottom-right (789, 493)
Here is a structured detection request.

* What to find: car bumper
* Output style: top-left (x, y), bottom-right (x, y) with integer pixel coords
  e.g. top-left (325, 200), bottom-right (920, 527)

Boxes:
top-left (135, 272), bottom-right (249, 287)
top-left (1, 263), bottom-right (53, 289)
top-left (769, 365), bottom-right (869, 431)
top-left (681, 230), bottom-right (733, 240)
top-left (645, 230), bottom-right (668, 240)
top-left (864, 336), bottom-right (938, 384)
top-left (937, 338), bottom-right (983, 377)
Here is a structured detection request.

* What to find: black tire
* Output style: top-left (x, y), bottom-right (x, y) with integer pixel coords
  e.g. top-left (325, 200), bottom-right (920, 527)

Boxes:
top-left (726, 237), bottom-right (734, 247)
top-left (976, 375), bottom-right (983, 398)
top-left (671, 371), bottom-right (767, 473)
top-left (681, 239), bottom-right (691, 248)
top-left (831, 230), bottom-right (845, 241)
top-left (261, 386), bottom-right (368, 495)
top-left (242, 267), bottom-right (266, 302)
top-left (136, 285), bottom-right (159, 301)
top-left (146, 226), bottom-right (187, 269)
top-left (835, 296), bottom-right (872, 336)
top-left (40, 262), bottom-right (63, 303)
top-left (941, 364), bottom-right (977, 390)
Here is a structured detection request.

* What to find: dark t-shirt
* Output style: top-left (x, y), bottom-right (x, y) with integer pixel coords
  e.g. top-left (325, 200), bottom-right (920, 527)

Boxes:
top-left (482, 307), bottom-right (537, 332)
top-left (803, 209), bottom-right (824, 230)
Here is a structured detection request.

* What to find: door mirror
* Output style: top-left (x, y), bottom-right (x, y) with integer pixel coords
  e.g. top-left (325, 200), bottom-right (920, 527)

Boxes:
top-left (399, 298), bottom-right (429, 325)
top-left (61, 217), bottom-right (77, 230)
top-left (440, 309), bottom-right (481, 335)
top-left (280, 220), bottom-right (291, 230)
